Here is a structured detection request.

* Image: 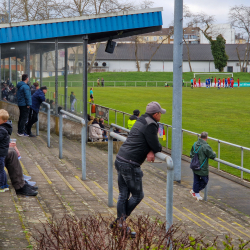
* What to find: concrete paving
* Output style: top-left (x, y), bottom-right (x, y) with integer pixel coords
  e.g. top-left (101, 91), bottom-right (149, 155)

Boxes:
top-left (1, 123), bottom-right (250, 249)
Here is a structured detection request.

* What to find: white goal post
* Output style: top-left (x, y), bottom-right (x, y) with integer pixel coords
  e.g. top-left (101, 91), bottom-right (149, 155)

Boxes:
top-left (193, 73), bottom-right (233, 78)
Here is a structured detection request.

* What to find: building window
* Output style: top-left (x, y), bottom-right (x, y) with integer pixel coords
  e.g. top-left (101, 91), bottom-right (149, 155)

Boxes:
top-left (159, 36), bottom-right (163, 40)
top-left (184, 35), bottom-right (188, 39)
top-left (153, 36), bottom-right (157, 41)
top-left (144, 37), bottom-right (149, 41)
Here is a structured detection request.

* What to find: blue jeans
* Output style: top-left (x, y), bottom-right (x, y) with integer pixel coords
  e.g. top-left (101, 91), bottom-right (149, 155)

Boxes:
top-left (0, 156), bottom-right (7, 188)
top-left (193, 172), bottom-right (209, 193)
top-left (115, 158), bottom-right (144, 220)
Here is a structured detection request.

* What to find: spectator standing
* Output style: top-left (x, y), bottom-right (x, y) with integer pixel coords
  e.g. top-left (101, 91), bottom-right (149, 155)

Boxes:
top-left (190, 132), bottom-right (216, 201)
top-left (6, 78), bottom-right (10, 85)
top-left (17, 74), bottom-right (32, 136)
top-left (0, 110), bottom-right (12, 192)
top-left (97, 78), bottom-right (100, 87)
top-left (26, 86), bottom-right (47, 137)
top-left (30, 82), bottom-right (39, 95)
top-left (2, 83), bottom-right (9, 101)
top-left (70, 92), bottom-right (76, 112)
top-left (127, 109), bottom-right (140, 130)
top-left (182, 79), bottom-right (185, 87)
top-left (111, 102), bottom-right (165, 232)
top-left (90, 88), bottom-right (94, 102)
top-left (101, 78), bottom-right (104, 87)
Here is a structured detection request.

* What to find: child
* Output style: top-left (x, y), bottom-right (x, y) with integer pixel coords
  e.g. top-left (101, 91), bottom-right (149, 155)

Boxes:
top-left (0, 109), bottom-right (12, 192)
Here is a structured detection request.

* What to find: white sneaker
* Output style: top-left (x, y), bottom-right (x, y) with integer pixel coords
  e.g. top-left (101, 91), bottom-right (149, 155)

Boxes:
top-left (23, 174), bottom-right (31, 180)
top-left (190, 189), bottom-right (195, 195)
top-left (26, 180), bottom-right (36, 186)
top-left (195, 193), bottom-right (203, 201)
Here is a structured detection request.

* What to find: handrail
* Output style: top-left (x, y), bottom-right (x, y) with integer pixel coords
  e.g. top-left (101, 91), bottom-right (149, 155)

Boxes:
top-left (109, 123), bottom-right (174, 230)
top-left (59, 109), bottom-right (86, 180)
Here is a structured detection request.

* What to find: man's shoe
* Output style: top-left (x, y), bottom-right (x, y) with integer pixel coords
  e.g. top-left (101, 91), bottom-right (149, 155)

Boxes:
top-left (29, 134), bottom-right (36, 137)
top-left (16, 183), bottom-right (38, 196)
top-left (25, 181), bottom-right (38, 190)
top-left (17, 132), bottom-right (24, 136)
top-left (26, 180), bottom-right (36, 186)
top-left (0, 186), bottom-right (6, 192)
top-left (23, 133), bottom-right (29, 137)
top-left (190, 189), bottom-right (195, 196)
top-left (3, 184), bottom-right (9, 191)
top-left (195, 194), bottom-right (203, 201)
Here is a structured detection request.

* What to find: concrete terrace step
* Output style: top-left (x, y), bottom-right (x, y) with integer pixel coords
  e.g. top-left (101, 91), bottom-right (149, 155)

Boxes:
top-left (37, 129), bottom-right (250, 242)
top-left (1, 122), bottom-right (250, 249)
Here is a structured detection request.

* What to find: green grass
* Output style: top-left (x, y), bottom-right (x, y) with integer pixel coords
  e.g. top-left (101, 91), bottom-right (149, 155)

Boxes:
top-left (40, 72), bottom-right (250, 87)
top-left (49, 86), bottom-right (250, 181)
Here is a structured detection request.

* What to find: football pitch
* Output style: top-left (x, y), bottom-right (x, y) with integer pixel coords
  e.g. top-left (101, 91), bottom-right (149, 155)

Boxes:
top-left (52, 86), bottom-right (250, 180)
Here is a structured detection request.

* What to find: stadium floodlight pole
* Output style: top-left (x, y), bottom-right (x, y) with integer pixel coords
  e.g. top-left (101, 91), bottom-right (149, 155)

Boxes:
top-left (172, 0), bottom-right (183, 182)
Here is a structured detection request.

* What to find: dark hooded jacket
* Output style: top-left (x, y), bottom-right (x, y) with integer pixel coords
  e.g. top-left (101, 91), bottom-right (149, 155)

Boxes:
top-left (30, 85), bottom-right (37, 96)
top-left (16, 81), bottom-right (32, 106)
top-left (31, 89), bottom-right (46, 113)
top-left (0, 120), bottom-right (12, 157)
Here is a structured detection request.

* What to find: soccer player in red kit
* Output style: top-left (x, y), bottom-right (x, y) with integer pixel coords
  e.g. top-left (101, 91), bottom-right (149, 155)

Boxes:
top-left (222, 78), bottom-right (225, 88)
top-left (198, 78), bottom-right (201, 87)
top-left (231, 78), bottom-right (234, 88)
top-left (214, 77), bottom-right (216, 87)
top-left (227, 77), bottom-right (230, 87)
top-left (237, 78), bottom-right (240, 87)
top-left (194, 78), bottom-right (197, 87)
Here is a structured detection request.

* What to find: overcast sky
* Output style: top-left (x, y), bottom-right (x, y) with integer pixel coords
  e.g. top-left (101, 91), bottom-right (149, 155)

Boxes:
top-left (149, 0), bottom-right (249, 28)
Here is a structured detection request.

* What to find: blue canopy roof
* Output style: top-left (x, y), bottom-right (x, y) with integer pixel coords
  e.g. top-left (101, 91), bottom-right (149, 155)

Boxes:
top-left (0, 8), bottom-right (163, 45)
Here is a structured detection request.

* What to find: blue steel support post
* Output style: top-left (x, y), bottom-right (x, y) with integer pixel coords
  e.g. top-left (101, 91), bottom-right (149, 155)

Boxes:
top-left (40, 52), bottom-right (43, 87)
top-left (108, 127), bottom-right (113, 207)
top-left (55, 38), bottom-right (58, 115)
top-left (0, 46), bottom-right (1, 100)
top-left (26, 42), bottom-right (30, 82)
top-left (82, 123), bottom-right (86, 180)
top-left (83, 35), bottom-right (88, 143)
top-left (172, 0), bottom-right (183, 182)
top-left (47, 104), bottom-right (50, 147)
top-left (59, 112), bottom-right (63, 159)
top-left (64, 47), bottom-right (68, 110)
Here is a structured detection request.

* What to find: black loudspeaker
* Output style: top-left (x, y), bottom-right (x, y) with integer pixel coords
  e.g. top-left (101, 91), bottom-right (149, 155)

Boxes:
top-left (105, 40), bottom-right (116, 54)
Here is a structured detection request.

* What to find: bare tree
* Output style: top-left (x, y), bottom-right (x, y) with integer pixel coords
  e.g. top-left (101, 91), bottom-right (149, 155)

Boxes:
top-left (230, 5), bottom-right (250, 72)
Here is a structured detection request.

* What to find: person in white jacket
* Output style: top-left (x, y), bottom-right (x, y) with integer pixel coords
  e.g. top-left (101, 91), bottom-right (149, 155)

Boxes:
top-left (89, 118), bottom-right (103, 141)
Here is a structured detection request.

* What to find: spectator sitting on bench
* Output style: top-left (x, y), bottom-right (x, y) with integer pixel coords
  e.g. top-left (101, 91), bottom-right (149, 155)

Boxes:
top-left (89, 118), bottom-right (103, 142)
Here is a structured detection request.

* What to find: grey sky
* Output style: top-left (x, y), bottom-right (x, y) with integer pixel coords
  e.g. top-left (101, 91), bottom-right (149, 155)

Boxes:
top-left (149, 0), bottom-right (249, 28)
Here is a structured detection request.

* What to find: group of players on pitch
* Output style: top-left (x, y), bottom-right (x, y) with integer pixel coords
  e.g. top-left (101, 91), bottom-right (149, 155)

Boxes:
top-left (190, 77), bottom-right (240, 89)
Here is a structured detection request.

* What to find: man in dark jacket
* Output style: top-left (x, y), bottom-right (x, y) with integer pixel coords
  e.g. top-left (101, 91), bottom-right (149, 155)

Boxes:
top-left (190, 132), bottom-right (216, 201)
top-left (127, 109), bottom-right (140, 130)
top-left (17, 74), bottom-right (32, 136)
top-left (112, 102), bottom-right (165, 229)
top-left (26, 86), bottom-right (47, 137)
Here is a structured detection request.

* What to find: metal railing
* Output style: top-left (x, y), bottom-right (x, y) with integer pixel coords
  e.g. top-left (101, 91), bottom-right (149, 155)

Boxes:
top-left (108, 124), bottom-right (174, 230)
top-left (59, 109), bottom-right (86, 180)
top-left (42, 81), bottom-right (175, 88)
top-left (36, 102), bottom-right (51, 147)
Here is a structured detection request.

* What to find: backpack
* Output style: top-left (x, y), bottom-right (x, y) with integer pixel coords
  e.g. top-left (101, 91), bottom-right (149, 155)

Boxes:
top-left (190, 143), bottom-right (207, 171)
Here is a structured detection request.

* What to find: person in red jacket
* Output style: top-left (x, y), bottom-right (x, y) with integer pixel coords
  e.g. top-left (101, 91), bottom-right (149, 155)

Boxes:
top-left (214, 77), bottom-right (216, 88)
top-left (194, 78), bottom-right (197, 88)
top-left (237, 78), bottom-right (240, 87)
top-left (222, 78), bottom-right (225, 88)
top-left (198, 78), bottom-right (201, 87)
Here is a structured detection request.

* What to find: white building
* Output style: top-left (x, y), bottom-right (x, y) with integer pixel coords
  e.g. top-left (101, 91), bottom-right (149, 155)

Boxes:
top-left (199, 24), bottom-right (235, 44)
top-left (69, 43), bottom-right (249, 73)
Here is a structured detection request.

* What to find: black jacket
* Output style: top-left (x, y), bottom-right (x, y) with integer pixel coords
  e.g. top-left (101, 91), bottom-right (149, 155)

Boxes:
top-left (117, 113), bottom-right (162, 165)
top-left (0, 120), bottom-right (12, 157)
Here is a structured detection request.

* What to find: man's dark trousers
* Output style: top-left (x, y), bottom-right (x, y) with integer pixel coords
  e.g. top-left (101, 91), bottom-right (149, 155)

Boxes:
top-left (26, 108), bottom-right (38, 135)
top-left (193, 172), bottom-right (209, 193)
top-left (115, 158), bottom-right (144, 220)
top-left (18, 106), bottom-right (29, 134)
top-left (5, 148), bottom-right (25, 190)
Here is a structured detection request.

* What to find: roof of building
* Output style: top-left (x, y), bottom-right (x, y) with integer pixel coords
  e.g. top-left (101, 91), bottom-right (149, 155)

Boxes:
top-left (0, 8), bottom-right (163, 58)
top-left (69, 43), bottom-right (249, 61)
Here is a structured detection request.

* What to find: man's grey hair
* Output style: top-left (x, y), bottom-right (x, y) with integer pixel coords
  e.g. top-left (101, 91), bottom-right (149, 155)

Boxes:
top-left (200, 132), bottom-right (208, 139)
